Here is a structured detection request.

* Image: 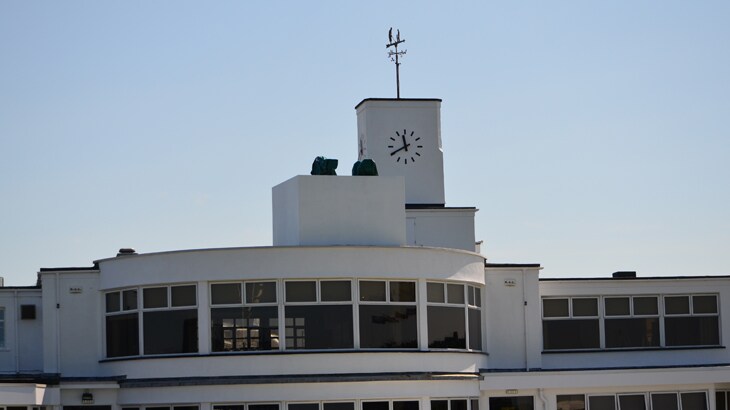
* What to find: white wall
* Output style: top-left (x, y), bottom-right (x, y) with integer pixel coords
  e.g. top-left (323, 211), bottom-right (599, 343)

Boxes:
top-left (0, 289), bottom-right (43, 373)
top-left (405, 209), bottom-right (476, 252)
top-left (272, 175), bottom-right (406, 247)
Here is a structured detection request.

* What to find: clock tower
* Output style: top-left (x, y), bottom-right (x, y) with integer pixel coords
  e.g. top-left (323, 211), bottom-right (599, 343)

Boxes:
top-left (355, 98), bottom-right (445, 205)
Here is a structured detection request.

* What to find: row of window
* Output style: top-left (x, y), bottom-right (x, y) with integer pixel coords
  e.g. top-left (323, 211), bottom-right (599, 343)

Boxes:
top-left (105, 280), bottom-right (483, 358)
top-left (542, 294), bottom-right (720, 350)
top-left (557, 391), bottom-right (708, 410)
top-left (120, 399), bottom-right (478, 410)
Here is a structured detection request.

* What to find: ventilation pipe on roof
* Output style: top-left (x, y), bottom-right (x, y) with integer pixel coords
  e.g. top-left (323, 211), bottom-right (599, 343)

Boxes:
top-left (116, 248), bottom-right (137, 257)
top-left (612, 271), bottom-right (637, 279)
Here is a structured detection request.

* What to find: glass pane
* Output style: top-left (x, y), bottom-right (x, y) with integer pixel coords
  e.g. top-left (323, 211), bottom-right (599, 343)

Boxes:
top-left (468, 286), bottom-right (475, 305)
top-left (427, 306), bottom-right (466, 349)
top-left (106, 313), bottom-right (139, 357)
top-left (123, 289), bottom-right (138, 310)
top-left (143, 309), bottom-right (198, 354)
top-left (430, 401), bottom-right (448, 410)
top-left (324, 404), bottom-right (355, 410)
top-left (573, 298), bottom-right (598, 317)
top-left (605, 297), bottom-right (630, 316)
top-left (542, 319), bottom-right (600, 350)
top-left (605, 318), bottom-right (659, 348)
top-left (247, 281), bottom-right (277, 303)
top-left (362, 402), bottom-right (388, 410)
top-left (557, 394), bottom-right (585, 410)
top-left (175, 407), bottom-right (199, 410)
top-left (390, 281), bottom-right (416, 302)
top-left (447, 283), bottom-right (465, 304)
top-left (633, 297), bottom-right (658, 315)
top-left (284, 305), bottom-right (353, 349)
top-left (693, 295), bottom-right (718, 314)
top-left (393, 402), bottom-right (418, 410)
top-left (651, 393), bottom-right (678, 410)
top-left (214, 407), bottom-right (244, 410)
top-left (475, 287), bottom-right (481, 307)
top-left (211, 283), bottom-right (242, 305)
top-left (360, 281), bottom-right (386, 301)
top-left (470, 400), bottom-right (479, 410)
top-left (289, 405), bottom-right (319, 410)
top-left (427, 282), bottom-right (445, 303)
top-left (588, 396), bottom-right (615, 410)
top-left (543, 299), bottom-right (569, 317)
top-left (106, 292), bottom-right (120, 313)
top-left (680, 392), bottom-right (707, 410)
top-left (171, 285), bottom-right (196, 307)
top-left (469, 308), bottom-right (482, 350)
top-left (359, 305), bottom-right (417, 348)
top-left (716, 391), bottom-right (726, 410)
top-left (665, 316), bottom-right (719, 346)
top-left (488, 397), bottom-right (534, 410)
top-left (143, 287), bottom-right (168, 308)
top-left (618, 394), bottom-right (645, 410)
top-left (665, 296), bottom-right (690, 315)
top-left (286, 281), bottom-right (317, 302)
top-left (211, 306), bottom-right (279, 351)
top-left (321, 281), bottom-right (351, 302)
top-left (249, 405), bottom-right (279, 410)
top-left (451, 400), bottom-right (467, 410)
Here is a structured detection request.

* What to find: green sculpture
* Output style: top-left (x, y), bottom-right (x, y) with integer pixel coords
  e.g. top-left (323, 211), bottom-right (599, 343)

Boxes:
top-left (352, 159), bottom-right (378, 176)
top-left (310, 156), bottom-right (338, 175)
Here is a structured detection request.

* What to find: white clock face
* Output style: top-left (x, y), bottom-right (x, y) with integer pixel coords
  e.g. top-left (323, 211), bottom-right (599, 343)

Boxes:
top-left (387, 128), bottom-right (423, 165)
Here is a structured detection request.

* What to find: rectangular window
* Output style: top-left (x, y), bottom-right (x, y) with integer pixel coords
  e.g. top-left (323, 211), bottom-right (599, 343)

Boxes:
top-left (214, 404), bottom-right (279, 410)
top-left (542, 297), bottom-right (600, 350)
top-left (359, 280), bottom-right (418, 349)
top-left (0, 308), bottom-right (5, 349)
top-left (142, 284), bottom-right (198, 355)
top-left (427, 283), bottom-right (482, 350)
top-left (651, 393), bottom-right (678, 410)
top-left (604, 296), bottom-right (659, 348)
top-left (716, 391), bottom-right (728, 410)
top-left (556, 395), bottom-right (585, 410)
top-left (105, 289), bottom-right (140, 357)
top-left (664, 295), bottom-right (719, 346)
top-left (284, 280), bottom-right (353, 350)
top-left (431, 399), bottom-right (477, 410)
top-left (587, 396), bottom-right (615, 410)
top-left (211, 281), bottom-right (279, 352)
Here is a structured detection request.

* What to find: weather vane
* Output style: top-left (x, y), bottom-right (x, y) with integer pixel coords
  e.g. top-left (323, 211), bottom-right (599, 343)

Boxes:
top-left (386, 27), bottom-right (406, 99)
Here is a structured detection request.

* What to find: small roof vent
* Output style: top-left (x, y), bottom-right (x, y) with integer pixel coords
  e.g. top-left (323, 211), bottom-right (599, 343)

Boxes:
top-left (117, 248), bottom-right (137, 257)
top-left (612, 271), bottom-right (637, 279)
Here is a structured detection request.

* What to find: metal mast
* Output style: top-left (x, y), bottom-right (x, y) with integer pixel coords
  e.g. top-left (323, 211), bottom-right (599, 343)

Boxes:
top-left (386, 28), bottom-right (407, 99)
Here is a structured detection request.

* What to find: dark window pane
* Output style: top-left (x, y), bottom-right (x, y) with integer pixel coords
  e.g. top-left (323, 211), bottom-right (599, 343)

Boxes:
top-left (362, 402), bottom-right (388, 410)
top-left (427, 282), bottom-right (445, 303)
top-left (171, 285), bottom-right (196, 307)
top-left (665, 316), bottom-right (719, 346)
top-left (247, 282), bottom-right (277, 303)
top-left (360, 281), bottom-right (386, 302)
top-left (681, 392), bottom-right (708, 410)
top-left (693, 295), bottom-right (718, 314)
top-left (665, 296), bottom-right (690, 314)
top-left (286, 281), bottom-right (316, 302)
top-left (324, 404), bottom-right (354, 410)
top-left (618, 395), bottom-right (645, 410)
top-left (211, 283), bottom-right (242, 305)
top-left (605, 298), bottom-right (630, 316)
top-left (214, 406), bottom-right (244, 410)
top-left (557, 394), bottom-right (585, 410)
top-left (573, 298), bottom-right (598, 317)
top-left (390, 281), bottom-right (416, 302)
top-left (469, 308), bottom-right (482, 350)
top-left (393, 401), bottom-right (418, 410)
top-left (633, 297), bottom-right (658, 315)
top-left (289, 405), bottom-right (319, 410)
top-left (106, 292), bottom-right (120, 313)
top-left (468, 286), bottom-right (475, 306)
top-left (249, 405), bottom-right (279, 410)
top-left (321, 281), bottom-right (351, 302)
top-left (451, 400), bottom-right (467, 410)
top-left (475, 288), bottom-right (481, 307)
top-left (588, 396), bottom-right (615, 410)
top-left (285, 305), bottom-right (353, 349)
top-left (143, 309), bottom-right (198, 354)
top-left (174, 407), bottom-right (199, 410)
top-left (470, 400), bottom-right (478, 410)
top-left (543, 299), bottom-right (569, 317)
top-left (123, 289), bottom-right (137, 310)
top-left (359, 305), bottom-right (417, 348)
top-left (651, 394), bottom-right (678, 410)
top-left (605, 318), bottom-right (659, 348)
top-left (147, 407), bottom-right (170, 410)
top-left (716, 392), bottom-right (726, 410)
top-left (428, 306), bottom-right (466, 349)
top-left (430, 401), bottom-right (447, 410)
top-left (488, 397), bottom-right (534, 410)
top-left (143, 287), bottom-right (167, 308)
top-left (543, 319), bottom-right (600, 350)
top-left (211, 306), bottom-right (279, 351)
top-left (447, 284), bottom-right (465, 304)
top-left (106, 313), bottom-right (139, 357)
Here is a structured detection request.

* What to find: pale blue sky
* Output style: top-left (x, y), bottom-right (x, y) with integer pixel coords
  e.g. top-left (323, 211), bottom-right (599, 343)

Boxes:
top-left (1, 1), bottom-right (728, 285)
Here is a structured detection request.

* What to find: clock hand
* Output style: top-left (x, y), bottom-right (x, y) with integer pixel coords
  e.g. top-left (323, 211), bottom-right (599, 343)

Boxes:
top-left (401, 135), bottom-right (409, 152)
top-left (390, 144), bottom-right (410, 156)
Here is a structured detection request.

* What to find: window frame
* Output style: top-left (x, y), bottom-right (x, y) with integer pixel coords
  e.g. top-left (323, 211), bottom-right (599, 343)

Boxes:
top-left (426, 282), bottom-right (483, 351)
top-left (357, 279), bottom-right (419, 350)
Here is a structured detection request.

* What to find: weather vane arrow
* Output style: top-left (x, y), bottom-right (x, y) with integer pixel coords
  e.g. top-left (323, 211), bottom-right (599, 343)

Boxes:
top-left (386, 27), bottom-right (407, 99)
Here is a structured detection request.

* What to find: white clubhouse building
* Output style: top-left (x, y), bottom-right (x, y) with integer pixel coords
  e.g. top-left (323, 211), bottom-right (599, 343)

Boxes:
top-left (0, 98), bottom-right (728, 410)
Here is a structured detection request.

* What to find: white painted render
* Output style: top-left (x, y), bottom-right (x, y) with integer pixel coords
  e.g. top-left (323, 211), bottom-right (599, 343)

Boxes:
top-left (405, 208), bottom-right (477, 252)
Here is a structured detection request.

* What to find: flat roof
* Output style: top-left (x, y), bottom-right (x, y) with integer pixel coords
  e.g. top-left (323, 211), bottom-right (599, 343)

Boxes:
top-left (539, 275), bottom-right (730, 281)
top-left (486, 263), bottom-right (541, 268)
top-left (355, 98), bottom-right (442, 109)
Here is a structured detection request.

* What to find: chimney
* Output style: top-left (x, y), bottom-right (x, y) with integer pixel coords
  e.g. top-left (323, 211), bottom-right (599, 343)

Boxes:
top-left (612, 271), bottom-right (637, 279)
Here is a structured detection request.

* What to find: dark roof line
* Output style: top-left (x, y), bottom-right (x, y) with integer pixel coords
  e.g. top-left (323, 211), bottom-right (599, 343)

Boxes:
top-left (40, 264), bottom-right (99, 272)
top-left (486, 263), bottom-right (541, 268)
top-left (355, 98), bottom-right (442, 109)
top-left (0, 285), bottom-right (41, 290)
top-left (481, 362), bottom-right (730, 373)
top-left (540, 275), bottom-right (730, 281)
top-left (406, 204), bottom-right (476, 210)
